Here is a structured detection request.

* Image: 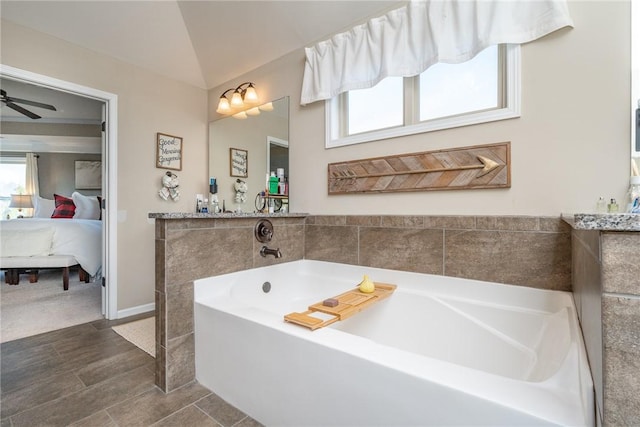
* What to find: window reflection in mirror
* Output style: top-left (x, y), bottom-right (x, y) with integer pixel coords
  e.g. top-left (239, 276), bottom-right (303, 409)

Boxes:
top-left (209, 96), bottom-right (289, 213)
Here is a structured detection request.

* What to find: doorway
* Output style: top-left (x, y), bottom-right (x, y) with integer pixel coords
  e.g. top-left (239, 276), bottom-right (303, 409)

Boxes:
top-left (0, 64), bottom-right (118, 321)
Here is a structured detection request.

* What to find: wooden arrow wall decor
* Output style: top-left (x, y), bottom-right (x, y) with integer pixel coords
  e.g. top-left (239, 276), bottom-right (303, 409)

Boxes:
top-left (328, 142), bottom-right (510, 194)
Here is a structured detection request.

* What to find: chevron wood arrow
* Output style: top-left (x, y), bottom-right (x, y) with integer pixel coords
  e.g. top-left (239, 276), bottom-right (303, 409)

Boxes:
top-left (330, 155), bottom-right (499, 180)
top-left (328, 142), bottom-right (510, 194)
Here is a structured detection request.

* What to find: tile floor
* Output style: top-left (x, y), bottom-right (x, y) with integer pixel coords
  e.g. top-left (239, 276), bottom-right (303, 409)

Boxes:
top-left (0, 314), bottom-right (263, 427)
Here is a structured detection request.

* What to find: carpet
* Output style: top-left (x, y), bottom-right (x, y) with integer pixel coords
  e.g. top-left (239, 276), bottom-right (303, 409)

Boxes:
top-left (112, 317), bottom-right (155, 357)
top-left (1, 269), bottom-right (103, 343)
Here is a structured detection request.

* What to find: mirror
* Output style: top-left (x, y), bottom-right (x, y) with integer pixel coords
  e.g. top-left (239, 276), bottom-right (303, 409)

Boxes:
top-left (209, 96), bottom-right (289, 212)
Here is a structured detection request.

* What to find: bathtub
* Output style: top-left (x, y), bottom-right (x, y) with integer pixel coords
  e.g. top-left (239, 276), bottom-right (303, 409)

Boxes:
top-left (194, 260), bottom-right (594, 426)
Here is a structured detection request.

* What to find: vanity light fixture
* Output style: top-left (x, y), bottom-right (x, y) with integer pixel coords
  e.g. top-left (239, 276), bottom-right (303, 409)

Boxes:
top-left (216, 82), bottom-right (259, 115)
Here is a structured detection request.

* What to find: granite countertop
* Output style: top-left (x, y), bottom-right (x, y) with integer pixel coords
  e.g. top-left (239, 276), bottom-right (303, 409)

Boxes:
top-left (149, 212), bottom-right (308, 219)
top-left (563, 213), bottom-right (640, 231)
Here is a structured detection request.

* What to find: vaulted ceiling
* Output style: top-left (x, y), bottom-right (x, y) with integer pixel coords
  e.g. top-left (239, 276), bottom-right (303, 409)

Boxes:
top-left (1, 0), bottom-right (401, 90)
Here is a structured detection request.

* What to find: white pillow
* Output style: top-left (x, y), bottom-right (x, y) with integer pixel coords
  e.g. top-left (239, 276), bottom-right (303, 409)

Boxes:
top-left (72, 192), bottom-right (101, 220)
top-left (33, 196), bottom-right (56, 218)
top-left (0, 228), bottom-right (54, 257)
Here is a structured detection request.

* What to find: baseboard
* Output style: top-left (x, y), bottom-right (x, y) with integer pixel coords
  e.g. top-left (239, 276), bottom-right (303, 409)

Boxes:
top-left (117, 303), bottom-right (155, 319)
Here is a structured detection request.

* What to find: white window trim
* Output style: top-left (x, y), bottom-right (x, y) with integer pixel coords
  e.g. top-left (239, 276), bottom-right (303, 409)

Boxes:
top-left (0, 156), bottom-right (27, 165)
top-left (325, 44), bottom-right (521, 149)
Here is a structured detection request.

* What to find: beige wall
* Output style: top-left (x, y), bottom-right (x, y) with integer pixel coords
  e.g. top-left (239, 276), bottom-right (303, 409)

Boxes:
top-left (1, 20), bottom-right (208, 313)
top-left (209, 1), bottom-right (631, 216)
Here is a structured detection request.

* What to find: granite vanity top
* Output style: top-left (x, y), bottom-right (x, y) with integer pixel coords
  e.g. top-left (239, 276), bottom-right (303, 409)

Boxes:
top-left (148, 212), bottom-right (308, 219)
top-left (563, 213), bottom-right (640, 231)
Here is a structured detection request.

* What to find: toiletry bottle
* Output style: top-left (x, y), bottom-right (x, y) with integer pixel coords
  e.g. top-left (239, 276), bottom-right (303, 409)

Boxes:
top-left (596, 197), bottom-right (606, 213)
top-left (608, 198), bottom-right (619, 213)
top-left (269, 173), bottom-right (279, 194)
top-left (625, 176), bottom-right (640, 212)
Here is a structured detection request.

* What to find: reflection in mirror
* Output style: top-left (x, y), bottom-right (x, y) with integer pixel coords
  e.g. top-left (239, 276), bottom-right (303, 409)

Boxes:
top-left (209, 96), bottom-right (289, 213)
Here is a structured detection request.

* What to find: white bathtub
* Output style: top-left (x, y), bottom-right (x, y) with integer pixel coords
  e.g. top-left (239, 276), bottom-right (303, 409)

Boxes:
top-left (194, 260), bottom-right (594, 426)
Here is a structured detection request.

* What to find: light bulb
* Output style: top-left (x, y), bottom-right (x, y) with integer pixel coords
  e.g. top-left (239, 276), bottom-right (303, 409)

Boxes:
top-left (246, 107), bottom-right (261, 116)
top-left (231, 91), bottom-right (244, 107)
top-left (258, 102), bottom-right (274, 111)
top-left (244, 85), bottom-right (259, 105)
top-left (216, 97), bottom-right (231, 114)
top-left (232, 111), bottom-right (248, 119)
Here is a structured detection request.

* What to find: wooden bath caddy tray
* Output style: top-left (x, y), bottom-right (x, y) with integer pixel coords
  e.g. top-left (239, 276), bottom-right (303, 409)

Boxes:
top-left (284, 283), bottom-right (396, 330)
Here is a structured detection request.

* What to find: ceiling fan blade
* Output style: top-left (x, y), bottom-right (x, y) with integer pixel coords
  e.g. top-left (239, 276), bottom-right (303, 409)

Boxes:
top-left (7, 96), bottom-right (57, 111)
top-left (4, 101), bottom-right (42, 119)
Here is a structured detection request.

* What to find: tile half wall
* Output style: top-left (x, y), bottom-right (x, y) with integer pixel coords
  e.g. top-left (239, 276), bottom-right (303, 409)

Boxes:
top-left (305, 215), bottom-right (571, 291)
top-left (155, 215), bottom-right (571, 392)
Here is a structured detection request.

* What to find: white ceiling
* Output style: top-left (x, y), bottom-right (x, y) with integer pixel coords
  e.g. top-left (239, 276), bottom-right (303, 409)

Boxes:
top-left (0, 0), bottom-right (402, 90)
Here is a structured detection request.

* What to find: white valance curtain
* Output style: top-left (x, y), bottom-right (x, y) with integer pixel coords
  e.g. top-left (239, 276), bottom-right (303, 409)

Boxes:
top-left (25, 152), bottom-right (40, 199)
top-left (301, 0), bottom-right (573, 105)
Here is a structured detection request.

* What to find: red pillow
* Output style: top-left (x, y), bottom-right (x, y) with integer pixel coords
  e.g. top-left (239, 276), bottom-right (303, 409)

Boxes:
top-left (51, 194), bottom-right (76, 218)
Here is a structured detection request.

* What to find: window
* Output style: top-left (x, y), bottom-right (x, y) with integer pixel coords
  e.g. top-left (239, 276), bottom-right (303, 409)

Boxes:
top-left (0, 157), bottom-right (27, 219)
top-left (327, 44), bottom-right (520, 148)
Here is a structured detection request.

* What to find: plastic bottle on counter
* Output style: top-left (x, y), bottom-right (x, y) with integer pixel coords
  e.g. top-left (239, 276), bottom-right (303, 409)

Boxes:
top-left (625, 176), bottom-right (640, 213)
top-left (269, 172), bottom-right (279, 194)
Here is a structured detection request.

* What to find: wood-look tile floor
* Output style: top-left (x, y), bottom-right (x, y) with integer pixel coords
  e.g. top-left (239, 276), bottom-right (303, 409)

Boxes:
top-left (0, 314), bottom-right (263, 427)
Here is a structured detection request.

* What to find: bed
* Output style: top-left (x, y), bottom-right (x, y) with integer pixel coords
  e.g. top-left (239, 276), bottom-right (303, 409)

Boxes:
top-left (0, 218), bottom-right (102, 288)
top-left (0, 217), bottom-right (102, 275)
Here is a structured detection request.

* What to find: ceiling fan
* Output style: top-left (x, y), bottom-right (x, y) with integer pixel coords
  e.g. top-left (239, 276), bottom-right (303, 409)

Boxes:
top-left (1, 89), bottom-right (57, 120)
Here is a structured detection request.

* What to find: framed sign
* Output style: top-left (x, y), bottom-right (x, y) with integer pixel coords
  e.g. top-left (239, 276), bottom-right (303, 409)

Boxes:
top-left (156, 133), bottom-right (182, 171)
top-left (75, 160), bottom-right (102, 189)
top-left (230, 148), bottom-right (248, 177)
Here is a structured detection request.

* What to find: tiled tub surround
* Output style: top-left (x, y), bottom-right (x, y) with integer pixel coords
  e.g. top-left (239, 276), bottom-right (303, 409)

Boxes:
top-left (569, 215), bottom-right (640, 426)
top-left (154, 215), bottom-right (306, 392)
top-left (305, 215), bottom-right (571, 291)
top-left (153, 214), bottom-right (571, 394)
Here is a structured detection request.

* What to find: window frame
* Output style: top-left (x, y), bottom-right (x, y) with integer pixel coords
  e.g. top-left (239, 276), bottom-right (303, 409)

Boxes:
top-left (325, 44), bottom-right (521, 149)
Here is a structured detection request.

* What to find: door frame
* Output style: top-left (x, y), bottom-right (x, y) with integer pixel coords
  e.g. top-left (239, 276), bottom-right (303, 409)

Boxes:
top-left (0, 64), bottom-right (119, 319)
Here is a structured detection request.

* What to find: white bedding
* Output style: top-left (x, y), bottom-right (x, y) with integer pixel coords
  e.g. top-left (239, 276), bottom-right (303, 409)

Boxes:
top-left (0, 218), bottom-right (102, 276)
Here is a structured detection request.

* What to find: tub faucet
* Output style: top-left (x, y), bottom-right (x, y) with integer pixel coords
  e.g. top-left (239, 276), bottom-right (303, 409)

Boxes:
top-left (260, 245), bottom-right (282, 258)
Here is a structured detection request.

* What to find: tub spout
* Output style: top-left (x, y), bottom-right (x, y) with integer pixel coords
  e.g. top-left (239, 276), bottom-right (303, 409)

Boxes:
top-left (260, 246), bottom-right (282, 258)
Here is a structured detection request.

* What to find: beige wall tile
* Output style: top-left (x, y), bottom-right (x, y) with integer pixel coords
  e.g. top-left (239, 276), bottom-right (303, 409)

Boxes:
top-left (380, 216), bottom-right (424, 228)
top-left (476, 216), bottom-right (540, 231)
top-left (166, 333), bottom-right (195, 393)
top-left (601, 232), bottom-right (640, 295)
top-left (445, 230), bottom-right (571, 290)
top-left (304, 225), bottom-right (358, 264)
top-left (571, 230), bottom-right (603, 413)
top-left (305, 216), bottom-right (347, 226)
top-left (359, 227), bottom-right (443, 274)
top-left (539, 217), bottom-right (572, 232)
top-left (603, 296), bottom-right (640, 426)
top-left (346, 216), bottom-right (381, 226)
top-left (423, 216), bottom-right (476, 230)
top-left (166, 282), bottom-right (194, 340)
top-left (165, 228), bottom-right (253, 285)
